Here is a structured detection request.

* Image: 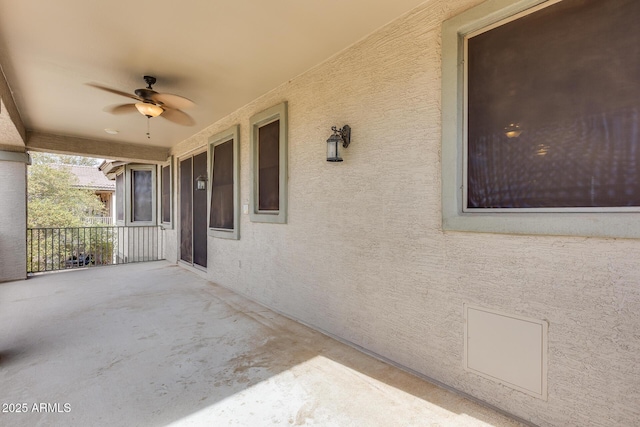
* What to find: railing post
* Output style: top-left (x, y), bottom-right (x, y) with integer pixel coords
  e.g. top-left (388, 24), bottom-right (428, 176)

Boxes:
top-left (37, 228), bottom-right (40, 272)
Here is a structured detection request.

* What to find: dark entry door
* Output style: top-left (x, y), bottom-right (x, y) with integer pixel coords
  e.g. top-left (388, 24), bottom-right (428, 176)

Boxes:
top-left (179, 152), bottom-right (207, 268)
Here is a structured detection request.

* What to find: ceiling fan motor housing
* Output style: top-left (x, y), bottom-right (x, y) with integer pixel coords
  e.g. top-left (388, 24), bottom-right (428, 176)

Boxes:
top-left (135, 76), bottom-right (160, 100)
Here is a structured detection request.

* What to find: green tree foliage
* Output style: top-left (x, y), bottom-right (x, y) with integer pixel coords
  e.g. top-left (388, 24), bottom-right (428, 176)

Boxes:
top-left (28, 164), bottom-right (106, 228)
top-left (30, 152), bottom-right (101, 166)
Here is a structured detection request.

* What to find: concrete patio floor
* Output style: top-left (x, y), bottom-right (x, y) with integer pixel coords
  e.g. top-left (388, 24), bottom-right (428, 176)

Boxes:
top-left (1, 262), bottom-right (524, 426)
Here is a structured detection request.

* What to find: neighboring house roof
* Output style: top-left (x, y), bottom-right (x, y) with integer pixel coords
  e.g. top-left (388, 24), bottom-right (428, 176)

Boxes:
top-left (52, 164), bottom-right (116, 192)
top-left (99, 159), bottom-right (128, 180)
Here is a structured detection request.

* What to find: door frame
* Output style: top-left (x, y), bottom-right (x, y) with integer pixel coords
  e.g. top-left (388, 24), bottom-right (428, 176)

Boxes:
top-left (177, 148), bottom-right (208, 271)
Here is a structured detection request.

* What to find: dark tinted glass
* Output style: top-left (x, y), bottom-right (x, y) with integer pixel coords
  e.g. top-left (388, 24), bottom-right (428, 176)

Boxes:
top-left (209, 140), bottom-right (234, 229)
top-left (192, 152), bottom-right (208, 268)
top-left (467, 0), bottom-right (640, 208)
top-left (132, 170), bottom-right (152, 221)
top-left (161, 165), bottom-right (171, 223)
top-left (258, 120), bottom-right (280, 211)
top-left (180, 158), bottom-right (192, 263)
top-left (116, 173), bottom-right (124, 221)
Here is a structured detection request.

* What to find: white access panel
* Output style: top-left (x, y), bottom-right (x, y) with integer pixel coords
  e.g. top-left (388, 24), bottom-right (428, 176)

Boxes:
top-left (464, 304), bottom-right (548, 400)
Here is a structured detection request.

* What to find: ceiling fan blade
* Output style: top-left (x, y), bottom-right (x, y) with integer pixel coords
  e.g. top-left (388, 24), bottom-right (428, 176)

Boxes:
top-left (105, 103), bottom-right (138, 115)
top-left (150, 92), bottom-right (195, 110)
top-left (161, 108), bottom-right (195, 126)
top-left (87, 83), bottom-right (143, 102)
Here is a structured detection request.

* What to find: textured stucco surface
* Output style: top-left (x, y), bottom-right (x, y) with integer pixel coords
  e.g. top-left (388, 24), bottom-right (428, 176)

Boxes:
top-left (0, 158), bottom-right (26, 282)
top-left (167, 1), bottom-right (640, 426)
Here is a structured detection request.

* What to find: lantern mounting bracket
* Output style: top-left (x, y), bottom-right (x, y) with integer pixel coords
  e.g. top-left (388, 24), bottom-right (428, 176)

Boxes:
top-left (332, 125), bottom-right (351, 148)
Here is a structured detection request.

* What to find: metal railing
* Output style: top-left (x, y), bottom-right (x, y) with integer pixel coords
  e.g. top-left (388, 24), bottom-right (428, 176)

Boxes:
top-left (27, 226), bottom-right (164, 274)
top-left (83, 216), bottom-right (113, 225)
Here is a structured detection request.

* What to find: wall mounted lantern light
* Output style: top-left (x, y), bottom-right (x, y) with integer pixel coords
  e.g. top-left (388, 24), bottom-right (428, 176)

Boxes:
top-left (326, 125), bottom-right (351, 162)
top-left (195, 174), bottom-right (208, 191)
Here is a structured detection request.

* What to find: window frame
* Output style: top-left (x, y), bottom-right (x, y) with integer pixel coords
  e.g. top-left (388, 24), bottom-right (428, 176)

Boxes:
top-left (249, 102), bottom-right (288, 224)
top-left (208, 125), bottom-right (240, 240)
top-left (115, 169), bottom-right (125, 226)
top-left (159, 157), bottom-right (173, 229)
top-left (125, 164), bottom-right (157, 226)
top-left (441, 0), bottom-right (640, 238)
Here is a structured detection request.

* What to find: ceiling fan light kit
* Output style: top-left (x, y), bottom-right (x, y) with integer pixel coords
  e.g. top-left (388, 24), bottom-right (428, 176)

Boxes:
top-left (135, 102), bottom-right (163, 118)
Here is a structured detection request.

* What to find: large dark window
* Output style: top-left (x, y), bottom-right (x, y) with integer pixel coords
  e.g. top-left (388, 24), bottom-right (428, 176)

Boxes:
top-left (209, 139), bottom-right (234, 229)
top-left (466, 0), bottom-right (640, 209)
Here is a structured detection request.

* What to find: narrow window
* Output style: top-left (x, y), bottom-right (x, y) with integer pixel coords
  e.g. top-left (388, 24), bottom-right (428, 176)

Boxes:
top-left (250, 102), bottom-right (287, 224)
top-left (208, 125), bottom-right (240, 239)
top-left (258, 120), bottom-right (279, 211)
top-left (210, 140), bottom-right (234, 229)
top-left (115, 172), bottom-right (124, 222)
top-left (124, 164), bottom-right (156, 225)
top-left (161, 163), bottom-right (172, 225)
top-left (132, 170), bottom-right (153, 222)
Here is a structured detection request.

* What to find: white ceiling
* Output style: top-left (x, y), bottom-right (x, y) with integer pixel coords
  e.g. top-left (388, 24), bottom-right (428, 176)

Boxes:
top-left (0, 0), bottom-right (426, 150)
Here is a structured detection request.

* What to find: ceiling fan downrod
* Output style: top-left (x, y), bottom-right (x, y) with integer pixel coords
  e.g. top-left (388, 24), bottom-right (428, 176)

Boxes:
top-left (143, 75), bottom-right (156, 89)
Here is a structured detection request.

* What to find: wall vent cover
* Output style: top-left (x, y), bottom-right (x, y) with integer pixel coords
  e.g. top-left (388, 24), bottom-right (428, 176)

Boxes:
top-left (464, 304), bottom-right (548, 400)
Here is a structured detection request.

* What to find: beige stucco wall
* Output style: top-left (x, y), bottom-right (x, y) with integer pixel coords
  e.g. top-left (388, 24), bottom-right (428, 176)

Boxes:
top-left (0, 157), bottom-right (27, 282)
top-left (167, 1), bottom-right (640, 425)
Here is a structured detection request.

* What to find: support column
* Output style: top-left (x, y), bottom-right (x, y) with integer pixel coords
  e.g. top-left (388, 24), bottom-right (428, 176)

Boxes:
top-left (0, 150), bottom-right (29, 282)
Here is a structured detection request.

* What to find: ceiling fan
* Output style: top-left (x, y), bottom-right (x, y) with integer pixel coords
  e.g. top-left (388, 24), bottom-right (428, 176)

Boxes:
top-left (88, 76), bottom-right (195, 126)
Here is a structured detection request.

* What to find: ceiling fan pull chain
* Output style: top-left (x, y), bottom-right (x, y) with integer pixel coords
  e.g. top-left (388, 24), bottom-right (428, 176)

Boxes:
top-left (146, 116), bottom-right (151, 139)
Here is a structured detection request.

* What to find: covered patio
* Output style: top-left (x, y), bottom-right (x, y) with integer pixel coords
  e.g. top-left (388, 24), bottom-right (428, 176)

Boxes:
top-left (0, 263), bottom-right (521, 426)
